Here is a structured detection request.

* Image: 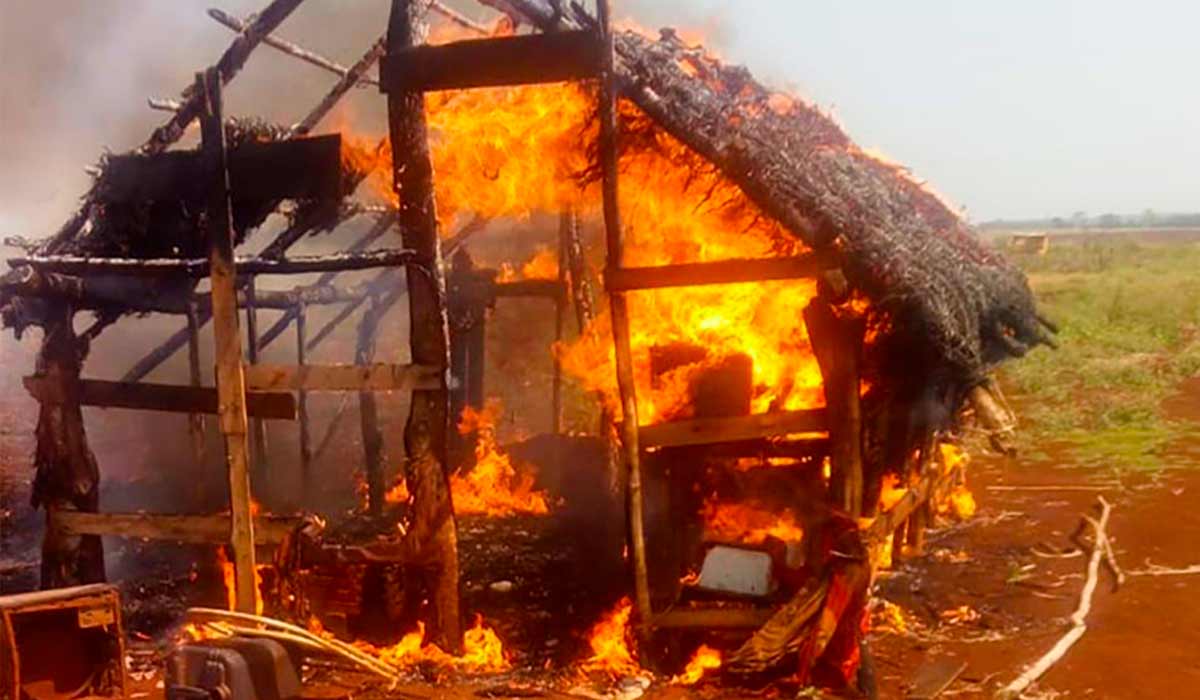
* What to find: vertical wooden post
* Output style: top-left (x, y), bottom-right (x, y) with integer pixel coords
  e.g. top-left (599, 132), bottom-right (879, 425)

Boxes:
top-left (596, 0), bottom-right (652, 636)
top-left (198, 66), bottom-right (258, 614)
top-left (186, 300), bottom-right (208, 481)
top-left (563, 207), bottom-right (594, 333)
top-left (386, 0), bottom-right (460, 651)
top-left (803, 297), bottom-right (865, 517)
top-left (906, 432), bottom-right (936, 555)
top-left (33, 306), bottom-right (106, 588)
top-left (245, 280), bottom-right (270, 485)
top-left (552, 212), bottom-right (570, 434)
top-left (296, 302), bottom-right (313, 504)
top-left (356, 294), bottom-right (387, 516)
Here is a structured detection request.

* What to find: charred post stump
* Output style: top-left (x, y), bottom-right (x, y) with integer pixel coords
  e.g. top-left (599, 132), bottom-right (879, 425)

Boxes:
top-left (803, 296), bottom-right (866, 517)
top-left (385, 0), bottom-right (461, 651)
top-left (199, 67), bottom-right (258, 614)
top-left (32, 306), bottom-right (105, 588)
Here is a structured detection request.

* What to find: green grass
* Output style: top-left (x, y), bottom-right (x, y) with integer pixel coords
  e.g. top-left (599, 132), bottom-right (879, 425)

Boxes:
top-left (1001, 236), bottom-right (1200, 469)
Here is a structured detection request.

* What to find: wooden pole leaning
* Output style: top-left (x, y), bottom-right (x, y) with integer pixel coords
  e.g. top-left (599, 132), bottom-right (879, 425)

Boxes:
top-left (198, 67), bottom-right (258, 614)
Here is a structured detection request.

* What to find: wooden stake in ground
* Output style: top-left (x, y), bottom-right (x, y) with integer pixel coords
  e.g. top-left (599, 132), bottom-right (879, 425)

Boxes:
top-left (198, 67), bottom-right (258, 615)
top-left (385, 0), bottom-right (460, 651)
top-left (996, 496), bottom-right (1115, 699)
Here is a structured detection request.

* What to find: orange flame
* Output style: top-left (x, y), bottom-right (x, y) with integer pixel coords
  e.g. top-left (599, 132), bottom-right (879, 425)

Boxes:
top-left (349, 80), bottom-right (827, 426)
top-left (701, 500), bottom-right (804, 544)
top-left (216, 546), bottom-right (264, 616)
top-left (450, 400), bottom-right (549, 516)
top-left (360, 615), bottom-right (511, 673)
top-left (672, 645), bottom-right (722, 685)
top-left (499, 246), bottom-right (559, 282)
top-left (582, 597), bottom-right (641, 677)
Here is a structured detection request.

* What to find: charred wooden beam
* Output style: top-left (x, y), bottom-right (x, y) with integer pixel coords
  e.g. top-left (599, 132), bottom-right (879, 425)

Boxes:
top-left (379, 30), bottom-right (601, 92)
top-left (185, 300), bottom-right (208, 481)
top-left (864, 449), bottom-right (956, 551)
top-left (245, 282), bottom-right (271, 488)
top-left (386, 0), bottom-right (460, 651)
top-left (564, 208), bottom-right (595, 332)
top-left (98, 135), bottom-right (342, 203)
top-left (208, 8), bottom-right (381, 87)
top-left (355, 296), bottom-right (388, 518)
top-left (638, 408), bottom-right (828, 450)
top-left (12, 248), bottom-right (420, 278)
top-left (244, 362), bottom-right (442, 392)
top-left (33, 306), bottom-right (106, 588)
top-left (295, 304), bottom-right (313, 504)
top-left (804, 299), bottom-right (866, 517)
top-left (652, 607), bottom-right (774, 630)
top-left (50, 511), bottom-right (301, 546)
top-left (199, 67), bottom-right (257, 614)
top-left (552, 213), bottom-right (570, 434)
top-left (491, 279), bottom-right (565, 299)
top-left (23, 376), bottom-right (297, 420)
top-left (291, 37), bottom-right (388, 137)
top-left (605, 254), bottom-right (831, 292)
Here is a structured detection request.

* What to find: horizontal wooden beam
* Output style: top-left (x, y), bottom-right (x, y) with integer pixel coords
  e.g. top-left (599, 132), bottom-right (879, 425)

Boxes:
top-left (652, 607), bottom-right (774, 629)
top-left (97, 134), bottom-right (342, 203)
top-left (638, 408), bottom-right (827, 450)
top-left (492, 279), bottom-right (564, 299)
top-left (379, 30), bottom-right (601, 92)
top-left (49, 511), bottom-right (301, 546)
top-left (605, 254), bottom-right (830, 292)
top-left (863, 459), bottom-right (956, 547)
top-left (244, 363), bottom-right (442, 392)
top-left (23, 377), bottom-right (296, 420)
top-left (9, 249), bottom-right (420, 279)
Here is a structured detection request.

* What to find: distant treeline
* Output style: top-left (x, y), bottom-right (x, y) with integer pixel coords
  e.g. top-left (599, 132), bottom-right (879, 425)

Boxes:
top-left (979, 211), bottom-right (1200, 231)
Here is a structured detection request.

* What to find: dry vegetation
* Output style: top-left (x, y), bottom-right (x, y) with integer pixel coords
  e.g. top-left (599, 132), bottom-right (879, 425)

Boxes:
top-left (1000, 233), bottom-right (1200, 469)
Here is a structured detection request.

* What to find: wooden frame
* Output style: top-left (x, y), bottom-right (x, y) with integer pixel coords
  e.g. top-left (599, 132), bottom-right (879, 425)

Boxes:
top-left (23, 376), bottom-right (297, 420)
top-left (49, 511), bottom-right (302, 546)
top-left (605, 254), bottom-right (830, 292)
top-left (379, 30), bottom-right (602, 92)
top-left (639, 409), bottom-right (828, 450)
top-left (244, 362), bottom-right (442, 392)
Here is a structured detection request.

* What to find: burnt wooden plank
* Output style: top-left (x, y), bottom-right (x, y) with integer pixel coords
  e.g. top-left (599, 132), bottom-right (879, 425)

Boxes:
top-left (244, 362), bottom-right (443, 392)
top-left (492, 279), bottom-right (565, 299)
top-left (605, 254), bottom-right (829, 292)
top-left (10, 248), bottom-right (419, 278)
top-left (379, 30), bottom-right (601, 92)
top-left (98, 134), bottom-right (342, 203)
top-left (23, 376), bottom-right (297, 420)
top-left (639, 408), bottom-right (828, 449)
top-left (50, 511), bottom-right (301, 546)
top-left (653, 607), bottom-right (774, 629)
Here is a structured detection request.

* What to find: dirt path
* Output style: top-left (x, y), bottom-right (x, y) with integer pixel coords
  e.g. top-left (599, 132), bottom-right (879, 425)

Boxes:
top-left (872, 428), bottom-right (1200, 695)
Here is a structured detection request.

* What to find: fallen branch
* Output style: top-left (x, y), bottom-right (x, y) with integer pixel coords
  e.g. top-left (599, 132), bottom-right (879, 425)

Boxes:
top-left (996, 496), bottom-right (1113, 699)
top-left (1127, 560), bottom-right (1200, 577)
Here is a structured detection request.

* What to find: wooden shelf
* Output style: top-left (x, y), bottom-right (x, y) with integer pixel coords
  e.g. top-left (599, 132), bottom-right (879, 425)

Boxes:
top-left (639, 409), bottom-right (827, 449)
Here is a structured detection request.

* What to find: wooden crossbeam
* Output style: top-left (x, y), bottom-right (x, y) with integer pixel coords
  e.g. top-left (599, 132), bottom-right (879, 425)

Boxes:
top-left (98, 134), bottom-right (342, 203)
top-left (379, 30), bottom-right (601, 92)
top-left (49, 511), bottom-right (301, 546)
top-left (652, 607), bottom-right (774, 629)
top-left (638, 408), bottom-right (828, 449)
top-left (492, 279), bottom-right (565, 299)
top-left (605, 254), bottom-right (829, 292)
top-left (244, 363), bottom-right (442, 392)
top-left (10, 249), bottom-right (419, 278)
top-left (23, 376), bottom-right (296, 420)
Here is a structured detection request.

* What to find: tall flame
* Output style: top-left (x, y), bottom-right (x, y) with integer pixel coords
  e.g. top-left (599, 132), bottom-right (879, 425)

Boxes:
top-left (450, 400), bottom-right (550, 516)
top-left (351, 80), bottom-right (825, 425)
top-left (582, 597), bottom-right (641, 677)
top-left (216, 546), bottom-right (264, 616)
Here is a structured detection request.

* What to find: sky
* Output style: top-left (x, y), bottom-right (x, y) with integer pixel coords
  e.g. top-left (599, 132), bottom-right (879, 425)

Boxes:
top-left (1, 0), bottom-right (1197, 242)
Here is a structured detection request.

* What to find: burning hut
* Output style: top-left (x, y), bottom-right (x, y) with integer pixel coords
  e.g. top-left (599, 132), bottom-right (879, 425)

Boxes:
top-left (0, 0), bottom-right (1049, 694)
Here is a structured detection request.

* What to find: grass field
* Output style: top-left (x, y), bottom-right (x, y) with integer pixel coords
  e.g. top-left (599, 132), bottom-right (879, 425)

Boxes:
top-left (999, 232), bottom-right (1200, 469)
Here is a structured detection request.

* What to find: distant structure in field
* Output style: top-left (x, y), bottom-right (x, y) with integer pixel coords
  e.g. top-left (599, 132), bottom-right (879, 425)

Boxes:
top-left (1008, 232), bottom-right (1050, 255)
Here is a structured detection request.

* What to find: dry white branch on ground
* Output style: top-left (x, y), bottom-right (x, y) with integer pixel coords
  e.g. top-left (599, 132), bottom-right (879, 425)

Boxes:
top-left (995, 496), bottom-right (1114, 699)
